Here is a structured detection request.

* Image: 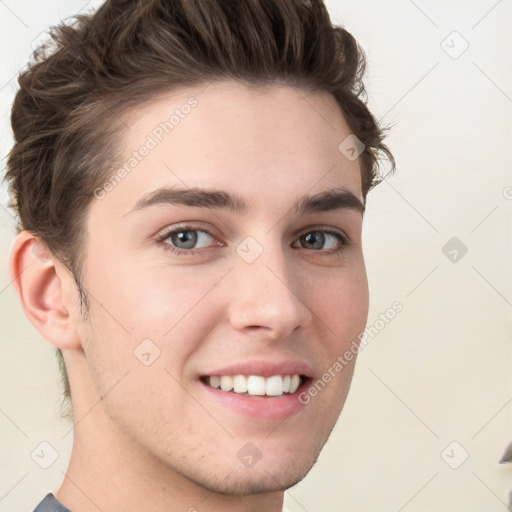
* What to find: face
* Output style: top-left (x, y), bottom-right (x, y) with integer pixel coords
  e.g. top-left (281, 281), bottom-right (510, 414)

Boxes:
top-left (75, 81), bottom-right (369, 494)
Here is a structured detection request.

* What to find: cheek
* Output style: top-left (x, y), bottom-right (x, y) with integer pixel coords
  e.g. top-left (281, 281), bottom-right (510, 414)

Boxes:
top-left (310, 265), bottom-right (369, 346)
top-left (86, 252), bottom-right (228, 341)
top-left (79, 259), bottom-right (233, 400)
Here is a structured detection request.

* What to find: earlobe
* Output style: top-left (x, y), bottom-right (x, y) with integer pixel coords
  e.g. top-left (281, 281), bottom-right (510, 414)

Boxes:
top-left (10, 231), bottom-right (81, 350)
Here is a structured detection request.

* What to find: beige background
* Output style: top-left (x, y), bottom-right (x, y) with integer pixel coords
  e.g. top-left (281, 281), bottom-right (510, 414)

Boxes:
top-left (1, 1), bottom-right (511, 511)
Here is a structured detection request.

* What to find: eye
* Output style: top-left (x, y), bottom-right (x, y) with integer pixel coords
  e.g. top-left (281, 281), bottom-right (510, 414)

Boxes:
top-left (293, 230), bottom-right (348, 252)
top-left (160, 227), bottom-right (218, 252)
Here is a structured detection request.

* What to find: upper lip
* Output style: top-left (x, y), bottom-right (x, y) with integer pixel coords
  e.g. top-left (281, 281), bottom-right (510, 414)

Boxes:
top-left (200, 360), bottom-right (314, 378)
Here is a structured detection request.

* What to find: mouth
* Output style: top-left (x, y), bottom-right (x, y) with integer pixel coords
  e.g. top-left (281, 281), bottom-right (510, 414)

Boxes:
top-left (197, 360), bottom-right (314, 421)
top-left (200, 374), bottom-right (309, 397)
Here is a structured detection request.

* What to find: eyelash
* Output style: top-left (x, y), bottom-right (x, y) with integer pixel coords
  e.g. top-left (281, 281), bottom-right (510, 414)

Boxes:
top-left (155, 224), bottom-right (351, 256)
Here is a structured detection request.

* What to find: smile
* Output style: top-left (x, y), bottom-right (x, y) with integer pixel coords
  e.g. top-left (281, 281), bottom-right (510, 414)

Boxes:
top-left (203, 374), bottom-right (304, 396)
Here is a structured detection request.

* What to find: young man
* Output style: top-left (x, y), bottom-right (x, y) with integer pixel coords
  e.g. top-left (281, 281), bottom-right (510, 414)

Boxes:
top-left (7, 1), bottom-right (393, 511)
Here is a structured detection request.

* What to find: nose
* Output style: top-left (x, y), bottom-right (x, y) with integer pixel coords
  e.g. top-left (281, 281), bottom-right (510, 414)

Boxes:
top-left (227, 248), bottom-right (313, 340)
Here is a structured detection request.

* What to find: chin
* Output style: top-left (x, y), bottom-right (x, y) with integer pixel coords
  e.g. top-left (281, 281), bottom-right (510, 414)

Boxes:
top-left (188, 464), bottom-right (313, 496)
top-left (173, 430), bottom-right (331, 497)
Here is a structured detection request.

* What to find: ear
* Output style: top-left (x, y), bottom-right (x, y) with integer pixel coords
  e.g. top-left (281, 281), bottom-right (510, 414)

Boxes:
top-left (10, 231), bottom-right (81, 349)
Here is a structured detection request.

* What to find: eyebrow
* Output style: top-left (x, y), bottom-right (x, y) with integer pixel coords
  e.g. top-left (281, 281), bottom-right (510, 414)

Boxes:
top-left (128, 186), bottom-right (365, 216)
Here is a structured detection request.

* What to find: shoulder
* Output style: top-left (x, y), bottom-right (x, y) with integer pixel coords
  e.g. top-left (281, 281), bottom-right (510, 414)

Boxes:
top-left (32, 494), bottom-right (71, 512)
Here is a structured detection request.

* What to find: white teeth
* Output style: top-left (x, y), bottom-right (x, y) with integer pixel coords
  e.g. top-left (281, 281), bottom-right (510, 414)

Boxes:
top-left (220, 375), bottom-right (234, 392)
top-left (247, 376), bottom-right (266, 395)
top-left (207, 374), bottom-right (303, 396)
top-left (289, 374), bottom-right (300, 394)
top-left (233, 375), bottom-right (248, 393)
top-left (265, 375), bottom-right (283, 396)
top-left (209, 376), bottom-right (221, 389)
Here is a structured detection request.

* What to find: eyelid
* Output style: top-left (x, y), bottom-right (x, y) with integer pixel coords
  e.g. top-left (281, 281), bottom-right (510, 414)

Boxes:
top-left (156, 222), bottom-right (220, 240)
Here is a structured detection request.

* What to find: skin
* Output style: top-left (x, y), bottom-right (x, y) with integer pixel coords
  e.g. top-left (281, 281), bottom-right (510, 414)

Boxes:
top-left (11, 81), bottom-right (369, 512)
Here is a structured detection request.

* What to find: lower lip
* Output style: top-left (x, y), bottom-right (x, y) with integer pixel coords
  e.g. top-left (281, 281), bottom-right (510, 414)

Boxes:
top-left (197, 379), bottom-right (310, 422)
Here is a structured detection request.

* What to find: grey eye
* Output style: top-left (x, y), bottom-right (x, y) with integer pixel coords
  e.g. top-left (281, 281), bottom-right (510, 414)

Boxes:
top-left (297, 231), bottom-right (341, 250)
top-left (164, 229), bottom-right (215, 250)
top-left (300, 231), bottom-right (326, 250)
top-left (170, 230), bottom-right (198, 249)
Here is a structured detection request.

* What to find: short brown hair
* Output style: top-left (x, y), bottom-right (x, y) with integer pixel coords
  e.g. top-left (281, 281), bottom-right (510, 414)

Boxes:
top-left (6, 0), bottom-right (394, 405)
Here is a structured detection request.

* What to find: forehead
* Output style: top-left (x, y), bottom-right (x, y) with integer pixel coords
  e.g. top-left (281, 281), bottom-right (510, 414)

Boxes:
top-left (99, 81), bottom-right (363, 216)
